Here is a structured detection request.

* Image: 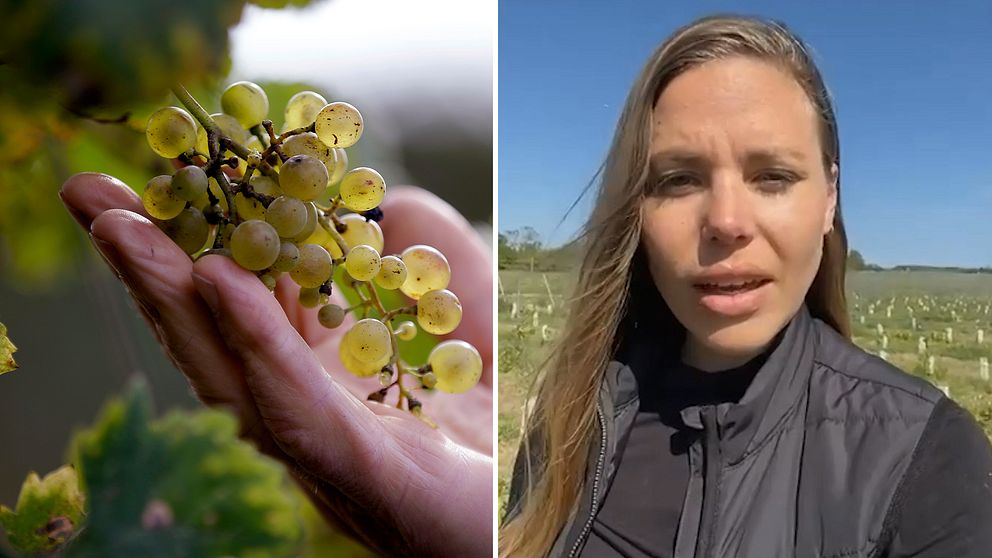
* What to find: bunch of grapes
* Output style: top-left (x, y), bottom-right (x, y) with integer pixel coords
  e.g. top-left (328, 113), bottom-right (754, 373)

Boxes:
top-left (140, 81), bottom-right (483, 421)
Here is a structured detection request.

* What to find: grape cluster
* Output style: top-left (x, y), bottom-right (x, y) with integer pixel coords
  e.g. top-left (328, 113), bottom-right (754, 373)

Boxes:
top-left (141, 82), bottom-right (483, 420)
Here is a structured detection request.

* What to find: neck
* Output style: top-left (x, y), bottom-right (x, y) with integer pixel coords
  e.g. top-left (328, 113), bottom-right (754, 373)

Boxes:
top-left (681, 336), bottom-right (771, 372)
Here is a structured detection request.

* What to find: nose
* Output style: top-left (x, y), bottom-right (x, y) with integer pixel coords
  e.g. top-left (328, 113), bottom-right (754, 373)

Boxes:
top-left (701, 175), bottom-right (753, 246)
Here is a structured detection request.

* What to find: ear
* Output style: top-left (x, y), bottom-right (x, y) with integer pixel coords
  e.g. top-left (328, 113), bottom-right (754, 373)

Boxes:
top-left (823, 162), bottom-right (838, 235)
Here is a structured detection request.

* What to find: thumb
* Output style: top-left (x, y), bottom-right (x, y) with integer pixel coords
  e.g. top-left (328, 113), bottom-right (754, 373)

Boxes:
top-left (189, 254), bottom-right (389, 484)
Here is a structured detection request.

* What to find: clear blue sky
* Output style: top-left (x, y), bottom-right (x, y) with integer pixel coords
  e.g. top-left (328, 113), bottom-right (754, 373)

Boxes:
top-left (499, 0), bottom-right (992, 268)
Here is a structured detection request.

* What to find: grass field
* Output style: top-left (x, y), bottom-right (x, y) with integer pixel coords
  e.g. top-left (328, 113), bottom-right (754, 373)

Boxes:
top-left (497, 269), bottom-right (992, 515)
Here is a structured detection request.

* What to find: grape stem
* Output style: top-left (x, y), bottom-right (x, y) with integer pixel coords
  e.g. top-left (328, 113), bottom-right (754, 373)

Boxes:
top-left (382, 304), bottom-right (418, 321)
top-left (249, 124), bottom-right (269, 149)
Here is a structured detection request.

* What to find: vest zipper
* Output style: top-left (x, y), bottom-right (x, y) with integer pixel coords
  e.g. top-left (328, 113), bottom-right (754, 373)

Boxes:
top-left (694, 407), bottom-right (722, 558)
top-left (567, 405), bottom-right (607, 558)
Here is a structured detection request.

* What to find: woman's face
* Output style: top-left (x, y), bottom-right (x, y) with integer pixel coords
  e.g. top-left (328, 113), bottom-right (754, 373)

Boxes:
top-left (641, 56), bottom-right (837, 371)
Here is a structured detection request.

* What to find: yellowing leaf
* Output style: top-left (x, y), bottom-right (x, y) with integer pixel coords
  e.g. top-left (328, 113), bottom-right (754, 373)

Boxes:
top-left (0, 465), bottom-right (85, 554)
top-left (0, 321), bottom-right (17, 374)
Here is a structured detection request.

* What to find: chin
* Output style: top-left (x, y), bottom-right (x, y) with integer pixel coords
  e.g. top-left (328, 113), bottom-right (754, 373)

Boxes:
top-left (687, 310), bottom-right (787, 359)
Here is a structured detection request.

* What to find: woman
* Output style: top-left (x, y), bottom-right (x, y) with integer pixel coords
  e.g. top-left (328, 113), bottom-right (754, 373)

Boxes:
top-left (501, 15), bottom-right (992, 558)
top-left (59, 177), bottom-right (493, 556)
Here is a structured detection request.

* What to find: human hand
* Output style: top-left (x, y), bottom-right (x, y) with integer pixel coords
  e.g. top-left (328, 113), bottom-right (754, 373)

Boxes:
top-left (60, 172), bottom-right (493, 557)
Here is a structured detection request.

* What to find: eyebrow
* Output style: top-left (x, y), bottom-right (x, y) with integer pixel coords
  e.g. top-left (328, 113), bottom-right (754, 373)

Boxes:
top-left (649, 148), bottom-right (808, 172)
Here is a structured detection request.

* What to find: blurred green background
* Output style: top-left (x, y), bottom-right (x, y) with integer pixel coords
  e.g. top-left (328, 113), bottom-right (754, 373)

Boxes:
top-left (0, 0), bottom-right (492, 554)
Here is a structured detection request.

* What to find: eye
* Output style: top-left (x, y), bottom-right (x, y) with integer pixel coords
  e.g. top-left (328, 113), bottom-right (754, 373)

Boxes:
top-left (653, 172), bottom-right (701, 194)
top-left (752, 170), bottom-right (799, 192)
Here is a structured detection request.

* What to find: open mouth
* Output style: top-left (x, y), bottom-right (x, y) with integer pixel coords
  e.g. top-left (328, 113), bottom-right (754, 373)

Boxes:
top-left (694, 278), bottom-right (772, 294)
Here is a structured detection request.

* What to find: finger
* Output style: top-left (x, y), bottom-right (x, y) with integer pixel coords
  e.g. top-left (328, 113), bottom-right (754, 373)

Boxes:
top-left (60, 172), bottom-right (147, 228)
top-left (378, 187), bottom-right (493, 385)
top-left (86, 208), bottom-right (273, 449)
top-left (190, 254), bottom-right (397, 493)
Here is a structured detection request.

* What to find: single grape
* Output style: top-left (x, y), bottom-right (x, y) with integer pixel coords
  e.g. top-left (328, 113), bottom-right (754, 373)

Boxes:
top-left (266, 196), bottom-right (308, 238)
top-left (339, 167), bottom-right (385, 212)
top-left (145, 106), bottom-right (197, 158)
top-left (375, 256), bottom-right (407, 290)
top-left (260, 272), bottom-right (279, 291)
top-left (327, 148), bottom-right (349, 188)
top-left (339, 341), bottom-right (389, 377)
top-left (417, 289), bottom-right (462, 335)
top-left (345, 244), bottom-right (381, 281)
top-left (284, 90), bottom-right (327, 130)
top-left (289, 202), bottom-right (319, 243)
top-left (281, 132), bottom-right (335, 169)
top-left (195, 113), bottom-right (249, 156)
top-left (379, 370), bottom-right (393, 387)
top-left (400, 245), bottom-right (451, 299)
top-left (234, 192), bottom-right (266, 221)
top-left (314, 102), bottom-right (363, 148)
top-left (427, 340), bottom-right (482, 394)
top-left (317, 304), bottom-right (346, 329)
top-left (221, 81), bottom-right (269, 128)
top-left (339, 213), bottom-right (384, 253)
top-left (230, 220), bottom-right (281, 271)
top-left (250, 174), bottom-right (283, 197)
top-left (289, 243), bottom-right (332, 288)
top-left (142, 175), bottom-right (185, 220)
top-left (171, 165), bottom-right (208, 201)
top-left (272, 241), bottom-right (300, 272)
top-left (279, 154), bottom-right (329, 201)
top-left (298, 287), bottom-right (326, 309)
top-left (345, 318), bottom-right (392, 364)
top-left (395, 321), bottom-right (417, 341)
top-left (420, 372), bottom-right (437, 390)
top-left (301, 216), bottom-right (338, 257)
top-left (158, 207), bottom-right (209, 255)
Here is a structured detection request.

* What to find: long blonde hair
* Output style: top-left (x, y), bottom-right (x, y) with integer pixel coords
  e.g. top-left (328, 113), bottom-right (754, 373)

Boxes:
top-left (500, 14), bottom-right (850, 557)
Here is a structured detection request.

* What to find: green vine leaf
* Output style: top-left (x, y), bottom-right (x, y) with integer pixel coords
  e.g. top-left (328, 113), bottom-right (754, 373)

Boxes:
top-left (0, 465), bottom-right (85, 555)
top-left (63, 377), bottom-right (303, 558)
top-left (0, 322), bottom-right (17, 374)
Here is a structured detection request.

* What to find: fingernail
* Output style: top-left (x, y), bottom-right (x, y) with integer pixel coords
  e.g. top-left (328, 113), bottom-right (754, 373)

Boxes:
top-left (191, 272), bottom-right (219, 313)
top-left (89, 233), bottom-right (123, 277)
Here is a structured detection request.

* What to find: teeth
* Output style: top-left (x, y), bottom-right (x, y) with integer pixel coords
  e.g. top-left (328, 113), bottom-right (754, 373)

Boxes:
top-left (699, 279), bottom-right (764, 290)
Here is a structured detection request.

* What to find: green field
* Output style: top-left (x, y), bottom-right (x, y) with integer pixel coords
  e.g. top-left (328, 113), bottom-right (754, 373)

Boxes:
top-left (497, 270), bottom-right (992, 514)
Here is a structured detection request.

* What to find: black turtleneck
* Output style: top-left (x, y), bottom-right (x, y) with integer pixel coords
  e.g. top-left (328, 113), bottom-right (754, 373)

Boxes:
top-left (580, 337), bottom-right (774, 558)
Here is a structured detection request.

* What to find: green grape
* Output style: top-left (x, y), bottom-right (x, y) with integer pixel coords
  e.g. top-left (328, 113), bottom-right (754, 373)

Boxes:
top-left (290, 202), bottom-right (320, 244)
top-left (250, 174), bottom-right (283, 198)
top-left (428, 340), bottom-right (482, 394)
top-left (234, 192), bottom-right (266, 221)
top-left (142, 175), bottom-right (185, 220)
top-left (339, 213), bottom-right (383, 253)
top-left (395, 321), bottom-right (417, 341)
top-left (344, 244), bottom-right (381, 282)
top-left (281, 132), bottom-right (335, 169)
top-left (416, 289), bottom-right (462, 335)
top-left (284, 91), bottom-right (327, 130)
top-left (195, 113), bottom-right (249, 156)
top-left (339, 167), bottom-right (385, 212)
top-left (272, 241), bottom-right (300, 272)
top-left (380, 370), bottom-right (394, 387)
top-left (260, 272), bottom-right (279, 291)
top-left (265, 196), bottom-right (308, 238)
top-left (375, 255), bottom-right (407, 290)
top-left (400, 245), bottom-right (451, 299)
top-left (230, 220), bottom-right (281, 271)
top-left (279, 154), bottom-right (329, 201)
top-left (221, 81), bottom-right (269, 128)
top-left (193, 178), bottom-right (229, 214)
top-left (145, 106), bottom-right (197, 158)
top-left (171, 165), bottom-right (208, 201)
top-left (327, 148), bottom-right (349, 188)
top-left (339, 340), bottom-right (389, 377)
top-left (289, 243), bottom-right (332, 288)
top-left (420, 372), bottom-right (437, 389)
top-left (314, 102), bottom-right (364, 148)
top-left (317, 304), bottom-right (346, 329)
top-left (158, 207), bottom-right (209, 255)
top-left (345, 318), bottom-right (392, 364)
top-left (218, 222), bottom-right (236, 247)
top-left (298, 287), bottom-right (326, 309)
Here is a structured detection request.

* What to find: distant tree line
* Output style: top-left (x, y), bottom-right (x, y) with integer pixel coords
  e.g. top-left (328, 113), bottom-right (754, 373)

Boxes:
top-left (498, 234), bottom-right (992, 275)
